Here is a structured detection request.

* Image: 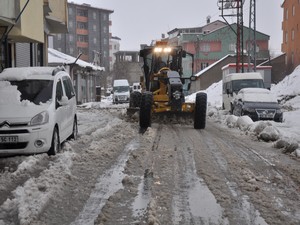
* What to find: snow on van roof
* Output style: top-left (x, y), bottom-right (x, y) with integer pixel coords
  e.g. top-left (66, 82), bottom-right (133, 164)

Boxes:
top-left (223, 72), bottom-right (263, 82)
top-left (113, 79), bottom-right (129, 86)
top-left (0, 67), bottom-right (55, 81)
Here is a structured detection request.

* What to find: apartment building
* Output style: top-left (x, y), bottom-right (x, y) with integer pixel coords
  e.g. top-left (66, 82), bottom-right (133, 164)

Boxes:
top-left (109, 36), bottom-right (121, 71)
top-left (281, 0), bottom-right (300, 74)
top-left (51, 2), bottom-right (113, 72)
top-left (0, 0), bottom-right (68, 69)
top-left (168, 20), bottom-right (270, 74)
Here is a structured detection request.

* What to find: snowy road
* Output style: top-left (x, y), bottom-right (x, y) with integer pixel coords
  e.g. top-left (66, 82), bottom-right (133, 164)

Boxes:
top-left (0, 107), bottom-right (300, 225)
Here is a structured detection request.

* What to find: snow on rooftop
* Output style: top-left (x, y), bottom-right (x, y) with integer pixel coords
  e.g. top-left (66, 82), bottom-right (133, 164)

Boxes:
top-left (194, 54), bottom-right (234, 77)
top-left (48, 48), bottom-right (105, 71)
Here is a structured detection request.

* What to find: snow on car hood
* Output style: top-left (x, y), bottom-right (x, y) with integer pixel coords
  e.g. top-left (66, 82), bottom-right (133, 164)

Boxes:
top-left (237, 88), bottom-right (278, 103)
top-left (0, 104), bottom-right (50, 123)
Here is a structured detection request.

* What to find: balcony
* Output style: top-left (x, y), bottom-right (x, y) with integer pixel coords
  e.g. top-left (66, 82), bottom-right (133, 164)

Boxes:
top-left (76, 29), bottom-right (88, 35)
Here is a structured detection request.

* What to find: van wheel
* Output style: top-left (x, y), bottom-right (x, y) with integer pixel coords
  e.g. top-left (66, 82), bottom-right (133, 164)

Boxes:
top-left (69, 118), bottom-right (78, 140)
top-left (47, 127), bottom-right (60, 156)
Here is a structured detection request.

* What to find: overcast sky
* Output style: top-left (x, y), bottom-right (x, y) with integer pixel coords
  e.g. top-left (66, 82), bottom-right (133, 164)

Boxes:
top-left (69, 0), bottom-right (283, 54)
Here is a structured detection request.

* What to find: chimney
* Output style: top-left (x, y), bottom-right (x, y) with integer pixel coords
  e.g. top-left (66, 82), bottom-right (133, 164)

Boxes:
top-left (161, 33), bottom-right (166, 39)
top-left (206, 15), bottom-right (211, 24)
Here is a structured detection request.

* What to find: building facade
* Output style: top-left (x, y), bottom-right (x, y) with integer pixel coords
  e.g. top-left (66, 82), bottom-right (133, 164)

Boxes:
top-left (109, 36), bottom-right (121, 71)
top-left (167, 20), bottom-right (270, 74)
top-left (0, 0), bottom-right (68, 70)
top-left (51, 2), bottom-right (113, 72)
top-left (281, 0), bottom-right (300, 74)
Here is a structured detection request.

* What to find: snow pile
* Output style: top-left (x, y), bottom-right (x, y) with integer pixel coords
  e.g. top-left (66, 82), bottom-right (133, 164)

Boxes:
top-left (271, 65), bottom-right (300, 97)
top-left (0, 81), bottom-right (21, 104)
top-left (0, 152), bottom-right (75, 225)
top-left (186, 80), bottom-right (222, 108)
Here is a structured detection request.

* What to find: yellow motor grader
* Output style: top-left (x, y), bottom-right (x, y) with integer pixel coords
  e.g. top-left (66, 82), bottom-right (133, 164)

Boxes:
top-left (129, 41), bottom-right (207, 129)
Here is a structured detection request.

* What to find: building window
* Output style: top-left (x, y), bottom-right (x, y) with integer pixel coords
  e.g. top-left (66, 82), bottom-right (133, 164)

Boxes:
top-left (291, 52), bottom-right (294, 64)
top-left (292, 29), bottom-right (295, 40)
top-left (200, 43), bottom-right (210, 52)
top-left (104, 38), bottom-right (107, 45)
top-left (103, 51), bottom-right (107, 58)
top-left (286, 8), bottom-right (288, 20)
top-left (93, 12), bottom-right (97, 20)
top-left (69, 21), bottom-right (73, 28)
top-left (77, 9), bottom-right (88, 17)
top-left (293, 5), bottom-right (295, 16)
top-left (201, 62), bottom-right (209, 70)
top-left (77, 22), bottom-right (87, 29)
top-left (57, 34), bottom-right (61, 40)
top-left (70, 47), bottom-right (74, 54)
top-left (69, 8), bottom-right (73, 15)
top-left (103, 14), bottom-right (107, 21)
top-left (93, 24), bottom-right (97, 32)
top-left (69, 34), bottom-right (74, 42)
top-left (58, 48), bottom-right (62, 52)
top-left (103, 26), bottom-right (107, 33)
top-left (77, 35), bottom-right (88, 42)
top-left (93, 38), bottom-right (97, 44)
top-left (285, 31), bottom-right (288, 43)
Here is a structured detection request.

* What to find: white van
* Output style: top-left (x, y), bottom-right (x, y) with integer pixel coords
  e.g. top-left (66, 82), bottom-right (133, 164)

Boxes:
top-left (112, 79), bottom-right (130, 104)
top-left (222, 72), bottom-right (265, 112)
top-left (0, 67), bottom-right (77, 156)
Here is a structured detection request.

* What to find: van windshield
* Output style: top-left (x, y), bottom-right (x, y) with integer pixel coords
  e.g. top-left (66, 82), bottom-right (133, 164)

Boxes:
top-left (113, 86), bottom-right (129, 93)
top-left (10, 80), bottom-right (53, 105)
top-left (232, 79), bottom-right (264, 92)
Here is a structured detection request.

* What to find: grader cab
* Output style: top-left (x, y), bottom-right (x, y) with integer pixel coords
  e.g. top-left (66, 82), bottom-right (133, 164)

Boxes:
top-left (131, 41), bottom-right (207, 129)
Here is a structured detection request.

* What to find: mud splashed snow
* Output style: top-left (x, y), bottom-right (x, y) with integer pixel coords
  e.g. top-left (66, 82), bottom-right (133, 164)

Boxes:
top-left (71, 139), bottom-right (139, 225)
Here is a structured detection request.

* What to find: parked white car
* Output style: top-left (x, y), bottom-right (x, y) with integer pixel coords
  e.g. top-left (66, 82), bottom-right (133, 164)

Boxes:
top-left (0, 66), bottom-right (77, 156)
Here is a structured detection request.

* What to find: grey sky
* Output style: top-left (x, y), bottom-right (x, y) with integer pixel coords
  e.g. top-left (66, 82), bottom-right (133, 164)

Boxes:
top-left (69, 0), bottom-right (283, 54)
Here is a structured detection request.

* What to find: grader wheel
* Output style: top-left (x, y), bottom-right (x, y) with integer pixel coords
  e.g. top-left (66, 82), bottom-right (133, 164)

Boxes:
top-left (194, 92), bottom-right (207, 129)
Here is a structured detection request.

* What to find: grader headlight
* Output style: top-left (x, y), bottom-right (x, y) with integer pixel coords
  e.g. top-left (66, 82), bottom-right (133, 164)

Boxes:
top-left (154, 47), bottom-right (163, 53)
top-left (154, 47), bottom-right (172, 53)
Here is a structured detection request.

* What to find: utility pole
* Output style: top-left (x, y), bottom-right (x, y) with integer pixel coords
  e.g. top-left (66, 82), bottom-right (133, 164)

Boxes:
top-left (218, 0), bottom-right (245, 73)
top-left (248, 0), bottom-right (257, 72)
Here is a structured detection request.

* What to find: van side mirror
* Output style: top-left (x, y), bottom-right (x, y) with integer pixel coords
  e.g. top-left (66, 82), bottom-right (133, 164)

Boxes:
top-left (59, 96), bottom-right (68, 106)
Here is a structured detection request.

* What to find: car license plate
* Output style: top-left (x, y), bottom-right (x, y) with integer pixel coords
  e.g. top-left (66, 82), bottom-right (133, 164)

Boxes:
top-left (0, 136), bottom-right (18, 143)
